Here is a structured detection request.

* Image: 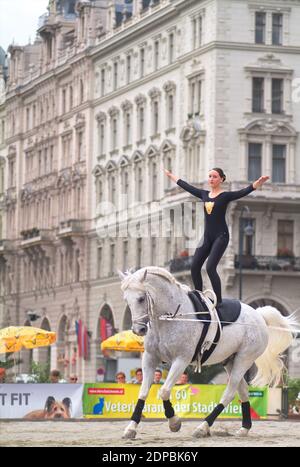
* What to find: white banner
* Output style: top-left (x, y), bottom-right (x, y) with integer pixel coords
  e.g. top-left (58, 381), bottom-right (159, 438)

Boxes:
top-left (0, 384), bottom-right (83, 419)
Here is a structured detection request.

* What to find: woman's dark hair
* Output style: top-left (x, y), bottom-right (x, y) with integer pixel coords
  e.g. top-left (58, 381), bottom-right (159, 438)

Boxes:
top-left (211, 167), bottom-right (226, 182)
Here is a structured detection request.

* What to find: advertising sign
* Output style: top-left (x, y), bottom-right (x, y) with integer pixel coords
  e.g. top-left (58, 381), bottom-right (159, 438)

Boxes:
top-left (83, 384), bottom-right (268, 419)
top-left (0, 384), bottom-right (83, 419)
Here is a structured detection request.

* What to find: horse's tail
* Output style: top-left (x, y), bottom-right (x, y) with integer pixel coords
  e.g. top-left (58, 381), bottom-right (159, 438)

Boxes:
top-left (251, 306), bottom-right (298, 387)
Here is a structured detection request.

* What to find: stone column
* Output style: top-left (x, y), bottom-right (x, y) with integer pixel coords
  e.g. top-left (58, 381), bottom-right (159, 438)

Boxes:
top-left (288, 141), bottom-right (296, 184)
top-left (265, 75), bottom-right (271, 114)
top-left (264, 135), bottom-right (272, 178)
top-left (240, 135), bottom-right (248, 181)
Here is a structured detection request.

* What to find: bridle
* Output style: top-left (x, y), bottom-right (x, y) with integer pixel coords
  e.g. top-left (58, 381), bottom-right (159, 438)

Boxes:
top-left (131, 287), bottom-right (218, 330)
top-left (131, 290), bottom-right (155, 330)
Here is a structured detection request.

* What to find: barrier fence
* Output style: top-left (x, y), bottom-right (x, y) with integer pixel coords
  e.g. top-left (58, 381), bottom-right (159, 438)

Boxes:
top-left (0, 383), bottom-right (269, 419)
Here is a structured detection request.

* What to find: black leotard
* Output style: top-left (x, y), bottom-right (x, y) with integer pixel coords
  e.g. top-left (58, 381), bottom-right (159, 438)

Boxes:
top-left (176, 179), bottom-right (255, 239)
top-left (176, 179), bottom-right (256, 303)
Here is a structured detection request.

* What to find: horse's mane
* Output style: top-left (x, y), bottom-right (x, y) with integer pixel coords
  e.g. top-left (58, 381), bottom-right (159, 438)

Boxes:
top-left (120, 266), bottom-right (191, 294)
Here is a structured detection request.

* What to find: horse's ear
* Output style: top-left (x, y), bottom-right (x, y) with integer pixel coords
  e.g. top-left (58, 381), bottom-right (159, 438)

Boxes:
top-left (117, 269), bottom-right (126, 280)
top-left (142, 268), bottom-right (147, 282)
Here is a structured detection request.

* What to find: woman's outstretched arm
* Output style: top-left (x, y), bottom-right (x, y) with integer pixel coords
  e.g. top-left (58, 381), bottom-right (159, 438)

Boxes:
top-left (163, 169), bottom-right (205, 200)
top-left (226, 176), bottom-right (269, 201)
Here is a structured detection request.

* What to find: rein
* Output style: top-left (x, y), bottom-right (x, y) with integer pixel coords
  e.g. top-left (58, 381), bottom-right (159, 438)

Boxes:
top-left (159, 315), bottom-right (300, 334)
top-left (131, 290), bottom-right (155, 328)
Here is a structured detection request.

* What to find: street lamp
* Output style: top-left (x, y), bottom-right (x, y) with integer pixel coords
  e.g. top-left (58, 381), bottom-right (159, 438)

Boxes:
top-left (238, 206), bottom-right (255, 301)
top-left (26, 310), bottom-right (41, 322)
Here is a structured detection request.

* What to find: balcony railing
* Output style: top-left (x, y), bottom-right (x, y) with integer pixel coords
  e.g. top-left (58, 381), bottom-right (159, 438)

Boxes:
top-left (0, 239), bottom-right (14, 251)
top-left (235, 255), bottom-right (300, 272)
top-left (58, 219), bottom-right (84, 236)
top-left (169, 254), bottom-right (300, 273)
top-left (20, 228), bottom-right (54, 246)
top-left (168, 256), bottom-right (193, 273)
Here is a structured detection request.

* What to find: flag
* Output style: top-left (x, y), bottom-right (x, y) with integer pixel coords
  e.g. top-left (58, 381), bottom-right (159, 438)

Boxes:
top-left (75, 319), bottom-right (83, 358)
top-left (83, 325), bottom-right (88, 360)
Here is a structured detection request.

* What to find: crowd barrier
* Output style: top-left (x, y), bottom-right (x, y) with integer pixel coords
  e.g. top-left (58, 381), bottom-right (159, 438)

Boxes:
top-left (0, 383), bottom-right (268, 419)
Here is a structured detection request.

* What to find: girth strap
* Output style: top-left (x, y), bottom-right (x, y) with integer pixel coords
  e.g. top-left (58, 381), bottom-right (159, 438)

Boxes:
top-left (188, 291), bottom-right (211, 363)
top-left (200, 325), bottom-right (221, 365)
top-left (188, 290), bottom-right (222, 366)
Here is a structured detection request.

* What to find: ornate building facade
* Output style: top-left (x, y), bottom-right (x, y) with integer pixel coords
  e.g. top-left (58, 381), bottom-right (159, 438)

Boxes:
top-left (0, 47), bottom-right (8, 332)
top-left (1, 0), bottom-right (300, 381)
top-left (1, 0), bottom-right (108, 379)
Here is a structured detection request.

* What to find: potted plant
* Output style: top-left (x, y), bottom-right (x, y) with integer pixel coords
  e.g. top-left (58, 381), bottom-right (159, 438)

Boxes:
top-left (179, 249), bottom-right (189, 257)
top-left (277, 248), bottom-right (294, 258)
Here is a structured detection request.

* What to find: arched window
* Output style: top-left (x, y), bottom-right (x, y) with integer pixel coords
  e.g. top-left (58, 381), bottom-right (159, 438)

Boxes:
top-left (69, 85), bottom-right (73, 109)
top-left (38, 318), bottom-right (51, 369)
top-left (96, 305), bottom-right (117, 381)
top-left (123, 307), bottom-right (141, 358)
top-left (80, 79), bottom-right (84, 104)
top-left (98, 305), bottom-right (115, 343)
top-left (20, 319), bottom-right (32, 375)
top-left (57, 315), bottom-right (68, 375)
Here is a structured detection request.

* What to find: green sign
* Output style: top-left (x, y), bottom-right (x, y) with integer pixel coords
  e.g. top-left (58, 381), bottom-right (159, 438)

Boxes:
top-left (83, 384), bottom-right (268, 419)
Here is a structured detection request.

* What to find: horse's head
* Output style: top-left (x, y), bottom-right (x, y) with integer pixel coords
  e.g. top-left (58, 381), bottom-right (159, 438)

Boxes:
top-left (118, 268), bottom-right (154, 336)
top-left (118, 266), bottom-right (191, 337)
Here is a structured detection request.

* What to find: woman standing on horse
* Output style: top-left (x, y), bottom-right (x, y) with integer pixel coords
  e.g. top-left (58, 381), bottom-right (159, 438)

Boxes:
top-left (164, 168), bottom-right (269, 305)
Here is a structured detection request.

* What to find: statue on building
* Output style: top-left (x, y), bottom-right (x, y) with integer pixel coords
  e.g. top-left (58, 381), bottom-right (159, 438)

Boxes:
top-left (48, 0), bottom-right (57, 15)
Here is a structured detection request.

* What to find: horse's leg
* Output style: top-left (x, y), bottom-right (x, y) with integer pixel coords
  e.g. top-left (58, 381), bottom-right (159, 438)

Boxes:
top-left (193, 355), bottom-right (254, 438)
top-left (224, 359), bottom-right (252, 437)
top-left (159, 357), bottom-right (191, 433)
top-left (123, 351), bottom-right (159, 439)
top-left (236, 378), bottom-right (252, 437)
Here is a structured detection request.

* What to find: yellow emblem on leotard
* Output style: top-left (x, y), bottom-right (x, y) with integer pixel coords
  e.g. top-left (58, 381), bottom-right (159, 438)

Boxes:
top-left (205, 202), bottom-right (215, 215)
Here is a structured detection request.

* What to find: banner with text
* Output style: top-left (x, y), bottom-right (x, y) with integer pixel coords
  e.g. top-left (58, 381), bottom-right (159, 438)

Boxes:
top-left (0, 384), bottom-right (83, 419)
top-left (83, 384), bottom-right (268, 419)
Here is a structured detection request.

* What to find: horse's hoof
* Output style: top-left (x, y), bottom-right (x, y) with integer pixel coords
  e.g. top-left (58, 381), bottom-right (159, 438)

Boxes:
top-left (122, 429), bottom-right (137, 440)
top-left (236, 427), bottom-right (249, 438)
top-left (169, 416), bottom-right (181, 433)
top-left (192, 421), bottom-right (211, 438)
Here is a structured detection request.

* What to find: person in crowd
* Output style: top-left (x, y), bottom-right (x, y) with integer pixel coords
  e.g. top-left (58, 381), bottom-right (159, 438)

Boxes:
top-left (176, 371), bottom-right (189, 385)
top-left (115, 371), bottom-right (126, 384)
top-left (50, 369), bottom-right (64, 383)
top-left (0, 368), bottom-right (6, 383)
top-left (69, 374), bottom-right (78, 383)
top-left (131, 368), bottom-right (143, 384)
top-left (153, 369), bottom-right (163, 384)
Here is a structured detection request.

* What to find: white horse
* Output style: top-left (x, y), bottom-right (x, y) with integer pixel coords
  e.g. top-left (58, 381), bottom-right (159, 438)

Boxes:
top-left (118, 266), bottom-right (297, 439)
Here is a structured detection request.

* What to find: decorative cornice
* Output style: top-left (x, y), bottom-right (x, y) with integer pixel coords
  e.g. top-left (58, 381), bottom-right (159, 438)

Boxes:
top-left (107, 105), bottom-right (120, 118)
top-left (106, 160), bottom-right (117, 172)
top-left (248, 3), bottom-right (291, 13)
top-left (57, 168), bottom-right (72, 188)
top-left (119, 155), bottom-right (131, 167)
top-left (134, 93), bottom-right (147, 106)
top-left (75, 112), bottom-right (86, 129)
top-left (92, 164), bottom-right (105, 177)
top-left (132, 150), bottom-right (144, 163)
top-left (121, 99), bottom-right (133, 112)
top-left (239, 118), bottom-right (298, 137)
top-left (20, 185), bottom-right (33, 202)
top-left (245, 54), bottom-right (293, 74)
top-left (7, 145), bottom-right (17, 159)
top-left (160, 138), bottom-right (176, 152)
top-left (163, 80), bottom-right (176, 94)
top-left (180, 123), bottom-right (205, 143)
top-left (145, 145), bottom-right (159, 158)
top-left (96, 111), bottom-right (107, 123)
top-left (148, 87), bottom-right (161, 100)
